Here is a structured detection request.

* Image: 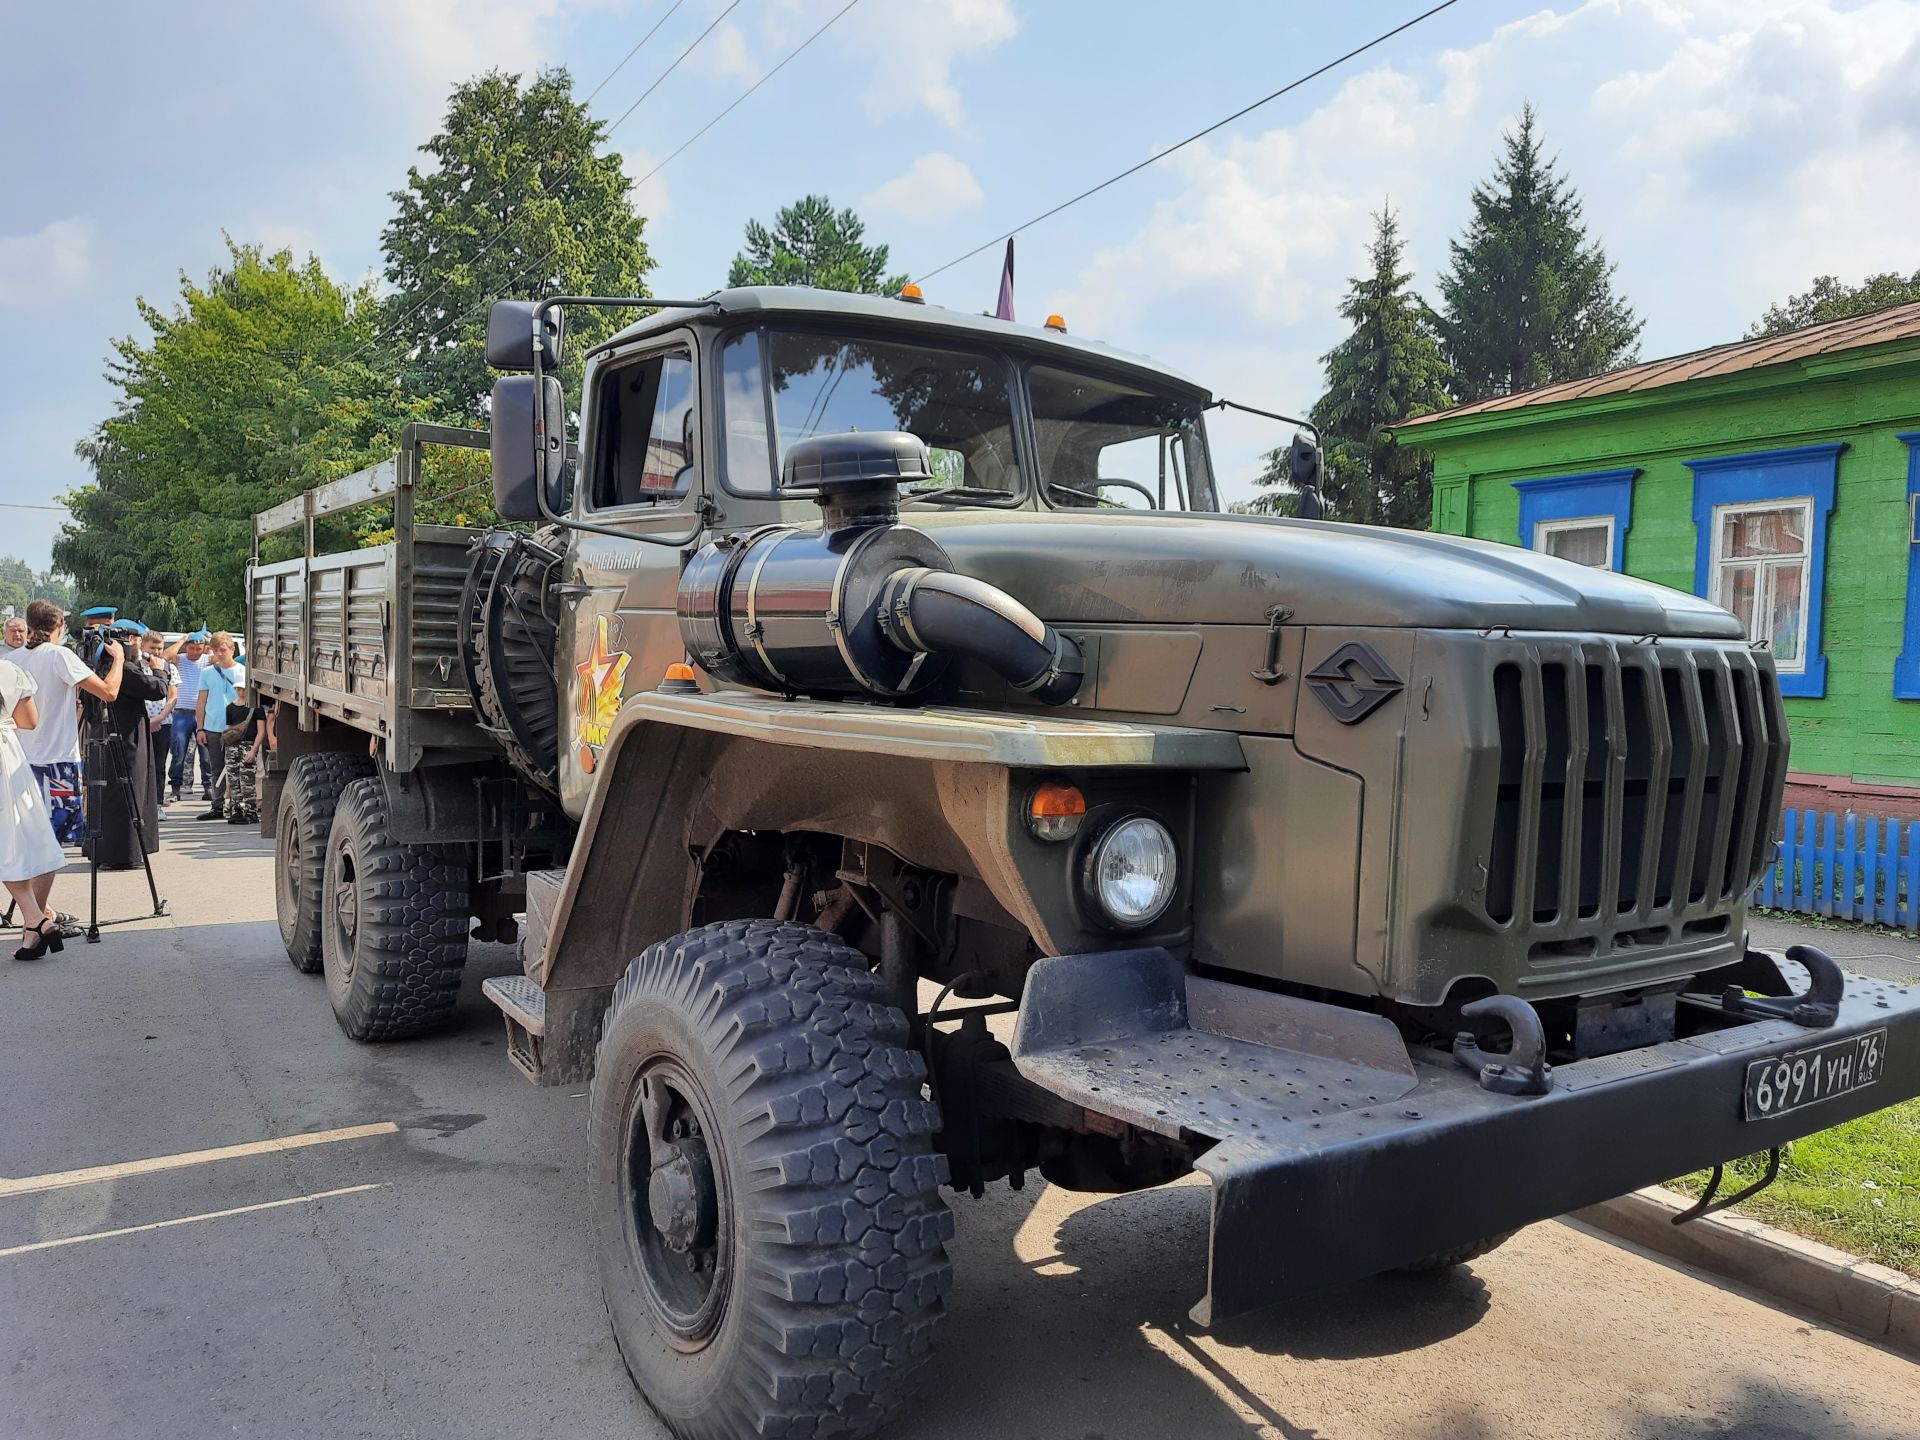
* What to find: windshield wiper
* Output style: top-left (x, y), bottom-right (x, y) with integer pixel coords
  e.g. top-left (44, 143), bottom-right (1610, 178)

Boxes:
top-left (903, 484), bottom-right (1014, 503)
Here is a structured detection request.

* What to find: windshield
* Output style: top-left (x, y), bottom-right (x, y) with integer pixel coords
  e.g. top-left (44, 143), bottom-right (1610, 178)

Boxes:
top-left (1028, 366), bottom-right (1216, 512)
top-left (720, 328), bottom-right (1022, 501)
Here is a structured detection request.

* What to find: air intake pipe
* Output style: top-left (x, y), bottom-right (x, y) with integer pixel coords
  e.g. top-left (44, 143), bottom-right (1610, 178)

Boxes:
top-left (677, 431), bottom-right (1083, 705)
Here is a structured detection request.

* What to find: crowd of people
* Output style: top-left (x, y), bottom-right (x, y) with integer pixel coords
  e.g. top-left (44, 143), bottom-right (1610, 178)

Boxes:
top-left (0, 602), bottom-right (268, 960)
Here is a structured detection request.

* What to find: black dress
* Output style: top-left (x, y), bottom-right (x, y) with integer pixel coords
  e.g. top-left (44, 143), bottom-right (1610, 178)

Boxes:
top-left (85, 657), bottom-right (166, 867)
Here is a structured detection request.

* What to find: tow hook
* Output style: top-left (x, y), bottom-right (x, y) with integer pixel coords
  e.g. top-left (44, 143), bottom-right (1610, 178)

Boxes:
top-left (1719, 944), bottom-right (1844, 1029)
top-left (1453, 995), bottom-right (1553, 1096)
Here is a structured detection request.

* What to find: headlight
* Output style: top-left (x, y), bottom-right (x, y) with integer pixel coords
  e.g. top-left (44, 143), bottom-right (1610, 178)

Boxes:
top-left (1084, 815), bottom-right (1177, 929)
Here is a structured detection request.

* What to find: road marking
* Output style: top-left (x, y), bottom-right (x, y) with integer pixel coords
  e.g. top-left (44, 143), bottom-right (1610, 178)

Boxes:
top-left (0, 1121), bottom-right (399, 1198)
top-left (0, 1184), bottom-right (385, 1260)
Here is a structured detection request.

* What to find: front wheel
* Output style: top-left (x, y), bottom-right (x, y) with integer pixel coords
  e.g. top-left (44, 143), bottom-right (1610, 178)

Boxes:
top-left (591, 919), bottom-right (953, 1440)
top-left (320, 776), bottom-right (470, 1041)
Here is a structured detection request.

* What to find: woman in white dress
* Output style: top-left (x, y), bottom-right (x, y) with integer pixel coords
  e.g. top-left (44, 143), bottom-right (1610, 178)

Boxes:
top-left (0, 655), bottom-right (68, 959)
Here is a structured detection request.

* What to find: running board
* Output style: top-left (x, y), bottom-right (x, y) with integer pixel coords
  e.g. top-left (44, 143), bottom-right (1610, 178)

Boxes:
top-left (481, 976), bottom-right (610, 1087)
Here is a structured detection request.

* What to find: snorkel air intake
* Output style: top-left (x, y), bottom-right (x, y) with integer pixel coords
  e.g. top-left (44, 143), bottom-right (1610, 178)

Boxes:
top-left (677, 431), bottom-right (1083, 704)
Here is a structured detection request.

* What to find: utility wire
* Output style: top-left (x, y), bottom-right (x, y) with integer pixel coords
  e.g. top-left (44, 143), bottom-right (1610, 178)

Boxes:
top-left (582, 0), bottom-right (689, 104)
top-left (627, 0), bottom-right (861, 191)
top-left (382, 0), bottom-right (853, 367)
top-left (913, 0), bottom-right (1464, 285)
top-left (363, 0), bottom-right (746, 367)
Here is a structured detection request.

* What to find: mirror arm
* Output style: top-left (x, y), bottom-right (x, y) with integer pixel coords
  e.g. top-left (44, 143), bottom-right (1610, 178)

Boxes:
top-left (528, 294), bottom-right (723, 549)
top-left (1209, 397), bottom-right (1321, 446)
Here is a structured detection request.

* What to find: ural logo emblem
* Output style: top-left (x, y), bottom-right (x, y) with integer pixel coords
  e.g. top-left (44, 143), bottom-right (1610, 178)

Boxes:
top-left (1306, 642), bottom-right (1404, 725)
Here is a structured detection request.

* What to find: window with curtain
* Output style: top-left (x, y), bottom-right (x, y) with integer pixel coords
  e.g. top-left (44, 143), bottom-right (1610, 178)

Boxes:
top-left (1533, 516), bottom-right (1614, 568)
top-left (1710, 498), bottom-right (1812, 671)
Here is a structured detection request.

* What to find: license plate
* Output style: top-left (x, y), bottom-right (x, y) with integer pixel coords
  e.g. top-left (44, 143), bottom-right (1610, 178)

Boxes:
top-left (1744, 1029), bottom-right (1886, 1121)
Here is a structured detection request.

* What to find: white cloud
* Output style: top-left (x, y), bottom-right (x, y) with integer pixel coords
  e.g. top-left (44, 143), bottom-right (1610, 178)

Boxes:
top-left (698, 19), bottom-right (761, 87)
top-left (846, 0), bottom-right (1019, 128)
top-left (0, 218), bottom-right (96, 308)
top-left (862, 152), bottom-right (984, 219)
top-left (1035, 0), bottom-right (1920, 508)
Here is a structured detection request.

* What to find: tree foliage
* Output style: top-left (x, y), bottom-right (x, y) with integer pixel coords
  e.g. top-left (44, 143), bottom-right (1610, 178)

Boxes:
top-left (727, 195), bottom-right (907, 294)
top-left (1749, 270), bottom-right (1920, 337)
top-left (58, 241), bottom-right (424, 630)
top-left (380, 68), bottom-right (654, 421)
top-left (1434, 103), bottom-right (1641, 402)
top-left (1248, 208), bottom-right (1453, 527)
top-left (0, 558), bottom-right (74, 619)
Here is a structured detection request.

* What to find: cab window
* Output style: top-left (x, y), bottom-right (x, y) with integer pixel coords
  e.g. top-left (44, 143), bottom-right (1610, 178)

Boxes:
top-left (591, 350), bottom-right (696, 508)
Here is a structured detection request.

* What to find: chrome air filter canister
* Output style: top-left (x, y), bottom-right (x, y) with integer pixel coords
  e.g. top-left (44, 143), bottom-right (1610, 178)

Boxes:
top-left (678, 520), bottom-right (954, 700)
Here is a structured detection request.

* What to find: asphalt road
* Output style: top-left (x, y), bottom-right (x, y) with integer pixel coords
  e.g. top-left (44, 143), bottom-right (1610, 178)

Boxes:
top-left (2, 810), bottom-right (1915, 1440)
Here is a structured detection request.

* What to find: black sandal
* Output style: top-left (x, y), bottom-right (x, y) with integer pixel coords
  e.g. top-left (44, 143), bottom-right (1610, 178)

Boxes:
top-left (13, 918), bottom-right (62, 962)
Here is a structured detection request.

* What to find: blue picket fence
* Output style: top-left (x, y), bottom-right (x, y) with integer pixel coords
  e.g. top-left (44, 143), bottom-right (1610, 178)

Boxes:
top-left (1753, 807), bottom-right (1920, 930)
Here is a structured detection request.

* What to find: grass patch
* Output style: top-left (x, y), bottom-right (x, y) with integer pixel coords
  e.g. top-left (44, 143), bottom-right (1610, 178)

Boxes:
top-left (1669, 1097), bottom-right (1920, 1276)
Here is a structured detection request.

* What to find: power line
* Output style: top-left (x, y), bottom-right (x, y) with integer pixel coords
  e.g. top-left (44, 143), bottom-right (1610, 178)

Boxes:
top-left (365, 0), bottom-right (746, 366)
top-left (387, 0), bottom-right (856, 367)
top-left (628, 0), bottom-right (861, 191)
top-left (912, 0), bottom-right (1464, 286)
top-left (582, 0), bottom-right (688, 104)
top-left (0, 502), bottom-right (67, 512)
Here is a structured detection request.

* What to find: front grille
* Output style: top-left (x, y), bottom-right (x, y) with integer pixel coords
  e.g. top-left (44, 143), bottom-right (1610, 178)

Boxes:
top-left (1483, 640), bottom-right (1787, 945)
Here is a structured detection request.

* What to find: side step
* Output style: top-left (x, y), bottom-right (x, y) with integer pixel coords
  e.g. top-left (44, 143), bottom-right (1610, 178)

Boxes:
top-left (482, 976), bottom-right (547, 1083)
top-left (481, 975), bottom-right (612, 1088)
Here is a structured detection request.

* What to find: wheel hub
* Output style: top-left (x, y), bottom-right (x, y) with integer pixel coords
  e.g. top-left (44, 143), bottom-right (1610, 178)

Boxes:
top-left (647, 1137), bottom-right (717, 1254)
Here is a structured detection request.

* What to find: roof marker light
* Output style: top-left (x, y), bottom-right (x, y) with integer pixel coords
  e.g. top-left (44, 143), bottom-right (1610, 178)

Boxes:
top-left (1044, 314), bottom-right (1068, 333)
top-left (898, 284), bottom-right (926, 304)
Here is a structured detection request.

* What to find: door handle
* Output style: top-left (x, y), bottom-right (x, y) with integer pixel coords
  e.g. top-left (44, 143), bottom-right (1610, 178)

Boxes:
top-left (553, 582), bottom-right (593, 603)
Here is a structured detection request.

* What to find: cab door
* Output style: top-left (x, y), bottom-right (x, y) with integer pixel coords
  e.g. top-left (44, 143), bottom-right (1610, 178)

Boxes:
top-left (558, 333), bottom-right (705, 819)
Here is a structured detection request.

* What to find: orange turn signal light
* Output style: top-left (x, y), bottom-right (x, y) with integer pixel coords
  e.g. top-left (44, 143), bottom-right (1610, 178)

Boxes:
top-left (1028, 780), bottom-right (1087, 842)
top-left (660, 661), bottom-right (700, 694)
top-left (1044, 313), bottom-right (1067, 333)
top-left (898, 283), bottom-right (926, 303)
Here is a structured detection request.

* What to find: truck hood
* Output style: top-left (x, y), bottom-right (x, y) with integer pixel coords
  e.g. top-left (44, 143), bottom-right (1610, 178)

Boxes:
top-left (911, 509), bottom-right (1742, 638)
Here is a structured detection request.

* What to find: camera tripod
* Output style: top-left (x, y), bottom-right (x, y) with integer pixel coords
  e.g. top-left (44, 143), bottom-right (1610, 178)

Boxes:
top-left (80, 729), bottom-right (168, 940)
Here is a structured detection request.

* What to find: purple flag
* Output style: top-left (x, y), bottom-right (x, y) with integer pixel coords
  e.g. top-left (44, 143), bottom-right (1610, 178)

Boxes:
top-left (994, 238), bottom-right (1015, 322)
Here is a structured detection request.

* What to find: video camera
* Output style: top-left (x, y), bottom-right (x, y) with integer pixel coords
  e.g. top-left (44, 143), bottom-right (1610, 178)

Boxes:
top-left (75, 607), bottom-right (148, 675)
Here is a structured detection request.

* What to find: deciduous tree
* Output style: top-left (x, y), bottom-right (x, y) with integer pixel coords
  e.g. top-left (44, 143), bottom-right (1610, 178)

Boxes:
top-left (380, 68), bottom-right (654, 421)
top-left (59, 241), bottom-right (422, 629)
top-left (1749, 270), bottom-right (1920, 337)
top-left (1434, 103), bottom-right (1640, 401)
top-left (727, 195), bottom-right (907, 294)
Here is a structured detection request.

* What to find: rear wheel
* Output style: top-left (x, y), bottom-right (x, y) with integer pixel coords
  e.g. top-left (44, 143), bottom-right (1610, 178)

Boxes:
top-left (276, 753), bottom-right (374, 973)
top-left (320, 776), bottom-right (470, 1040)
top-left (592, 919), bottom-right (953, 1440)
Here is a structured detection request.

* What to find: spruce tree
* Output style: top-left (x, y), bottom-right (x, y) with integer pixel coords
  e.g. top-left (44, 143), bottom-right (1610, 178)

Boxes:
top-left (727, 196), bottom-right (907, 294)
top-left (1248, 207), bottom-right (1452, 527)
top-left (1434, 103), bottom-right (1641, 401)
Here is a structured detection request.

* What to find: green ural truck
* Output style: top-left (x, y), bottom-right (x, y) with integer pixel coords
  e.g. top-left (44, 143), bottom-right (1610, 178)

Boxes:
top-left (248, 287), bottom-right (1920, 1439)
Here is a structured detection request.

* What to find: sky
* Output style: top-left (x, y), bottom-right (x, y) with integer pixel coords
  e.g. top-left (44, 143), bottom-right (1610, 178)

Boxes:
top-left (3, 0), bottom-right (1918, 573)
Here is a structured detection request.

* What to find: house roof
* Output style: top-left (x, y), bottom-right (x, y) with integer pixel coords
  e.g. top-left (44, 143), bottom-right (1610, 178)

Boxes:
top-left (1398, 299), bottom-right (1920, 429)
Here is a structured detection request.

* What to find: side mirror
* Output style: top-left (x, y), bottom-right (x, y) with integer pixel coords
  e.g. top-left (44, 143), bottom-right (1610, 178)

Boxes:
top-left (490, 374), bottom-right (568, 521)
top-left (1288, 431), bottom-right (1328, 521)
top-left (485, 299), bottom-right (564, 372)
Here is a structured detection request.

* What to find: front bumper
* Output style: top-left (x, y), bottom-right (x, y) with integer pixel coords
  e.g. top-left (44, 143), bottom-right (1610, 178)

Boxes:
top-left (1011, 948), bottom-right (1920, 1326)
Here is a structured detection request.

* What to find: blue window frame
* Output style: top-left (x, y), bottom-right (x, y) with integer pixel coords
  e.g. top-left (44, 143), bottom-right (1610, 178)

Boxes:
top-left (1896, 433), bottom-right (1920, 700)
top-left (1511, 467), bottom-right (1637, 571)
top-left (1686, 443), bottom-right (1842, 700)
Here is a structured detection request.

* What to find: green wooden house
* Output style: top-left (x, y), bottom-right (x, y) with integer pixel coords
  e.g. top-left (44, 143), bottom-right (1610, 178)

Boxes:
top-left (1395, 302), bottom-right (1920, 819)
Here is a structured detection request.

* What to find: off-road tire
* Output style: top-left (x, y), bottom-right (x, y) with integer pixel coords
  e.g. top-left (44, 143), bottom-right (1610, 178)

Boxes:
top-left (591, 919), bottom-right (954, 1440)
top-left (320, 776), bottom-right (470, 1041)
top-left (1393, 1230), bottom-right (1517, 1274)
top-left (276, 753), bottom-right (375, 973)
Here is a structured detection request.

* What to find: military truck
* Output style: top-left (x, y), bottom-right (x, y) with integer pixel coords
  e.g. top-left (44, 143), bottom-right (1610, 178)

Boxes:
top-left (248, 287), bottom-right (1920, 1440)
